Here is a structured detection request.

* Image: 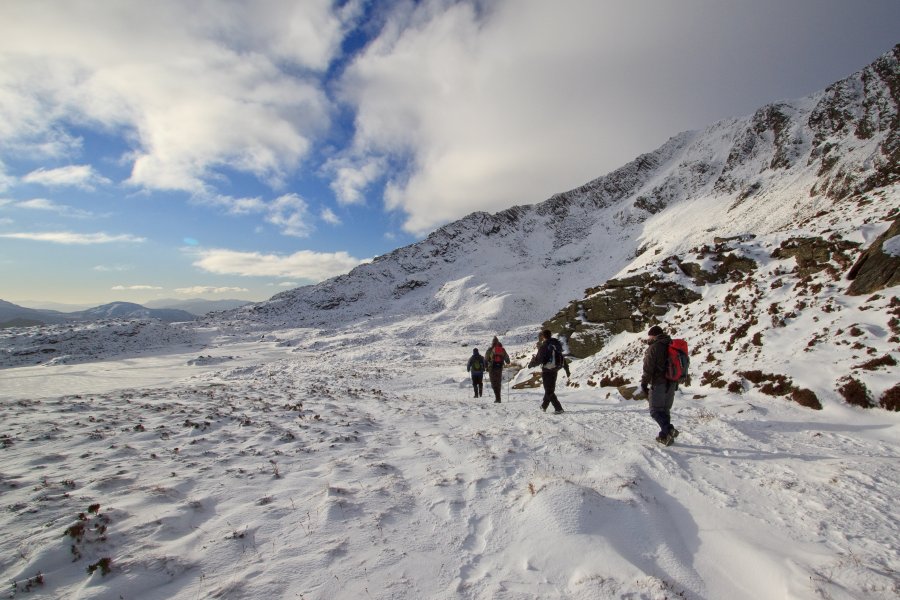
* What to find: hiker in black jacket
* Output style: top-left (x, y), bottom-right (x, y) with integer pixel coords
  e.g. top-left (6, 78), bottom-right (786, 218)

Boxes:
top-left (466, 348), bottom-right (485, 398)
top-left (640, 325), bottom-right (680, 445)
top-left (528, 329), bottom-right (564, 413)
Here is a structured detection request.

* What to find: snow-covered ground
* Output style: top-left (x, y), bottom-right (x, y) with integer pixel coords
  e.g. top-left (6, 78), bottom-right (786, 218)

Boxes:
top-left (1, 321), bottom-right (898, 600)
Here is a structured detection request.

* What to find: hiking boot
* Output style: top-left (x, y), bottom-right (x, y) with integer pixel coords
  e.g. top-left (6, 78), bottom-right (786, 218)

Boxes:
top-left (541, 405), bottom-right (547, 412)
top-left (494, 399), bottom-right (501, 403)
top-left (554, 409), bottom-right (565, 414)
top-left (655, 434), bottom-right (674, 446)
top-left (670, 427), bottom-right (679, 439)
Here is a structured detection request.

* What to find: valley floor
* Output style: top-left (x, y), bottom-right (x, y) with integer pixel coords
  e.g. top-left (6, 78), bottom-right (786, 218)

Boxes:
top-left (1, 332), bottom-right (898, 599)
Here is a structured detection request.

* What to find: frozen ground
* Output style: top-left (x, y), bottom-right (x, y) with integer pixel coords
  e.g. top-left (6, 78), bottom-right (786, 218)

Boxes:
top-left (1, 328), bottom-right (898, 600)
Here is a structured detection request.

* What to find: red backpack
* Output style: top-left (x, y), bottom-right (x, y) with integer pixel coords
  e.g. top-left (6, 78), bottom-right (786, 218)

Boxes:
top-left (665, 339), bottom-right (690, 383)
top-left (492, 345), bottom-right (505, 365)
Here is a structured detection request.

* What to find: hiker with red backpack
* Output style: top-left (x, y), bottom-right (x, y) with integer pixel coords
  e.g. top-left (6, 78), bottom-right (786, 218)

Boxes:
top-left (640, 325), bottom-right (689, 446)
top-left (484, 337), bottom-right (510, 403)
top-left (467, 348), bottom-right (485, 398)
top-left (528, 329), bottom-right (565, 413)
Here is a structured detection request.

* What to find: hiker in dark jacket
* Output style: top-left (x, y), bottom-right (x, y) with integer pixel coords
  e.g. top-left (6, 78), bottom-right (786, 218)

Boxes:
top-left (467, 348), bottom-right (485, 398)
top-left (640, 325), bottom-right (680, 445)
top-left (484, 336), bottom-right (510, 403)
top-left (528, 329), bottom-right (564, 413)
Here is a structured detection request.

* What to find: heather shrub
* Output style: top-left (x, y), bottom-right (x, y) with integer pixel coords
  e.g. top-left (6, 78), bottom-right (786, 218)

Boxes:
top-left (855, 354), bottom-right (897, 370)
top-left (879, 384), bottom-right (900, 411)
top-left (600, 375), bottom-right (630, 387)
top-left (837, 377), bottom-right (872, 408)
top-left (791, 388), bottom-right (822, 410)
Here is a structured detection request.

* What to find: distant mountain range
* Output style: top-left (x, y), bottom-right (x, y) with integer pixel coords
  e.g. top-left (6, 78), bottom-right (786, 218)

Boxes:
top-left (142, 298), bottom-right (251, 315)
top-left (0, 300), bottom-right (198, 328)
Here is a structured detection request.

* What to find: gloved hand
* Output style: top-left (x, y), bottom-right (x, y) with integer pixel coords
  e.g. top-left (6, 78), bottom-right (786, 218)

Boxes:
top-left (640, 384), bottom-right (649, 397)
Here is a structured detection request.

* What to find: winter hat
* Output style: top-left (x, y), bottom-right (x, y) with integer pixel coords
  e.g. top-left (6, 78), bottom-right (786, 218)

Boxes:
top-left (647, 325), bottom-right (664, 337)
top-left (473, 348), bottom-right (479, 354)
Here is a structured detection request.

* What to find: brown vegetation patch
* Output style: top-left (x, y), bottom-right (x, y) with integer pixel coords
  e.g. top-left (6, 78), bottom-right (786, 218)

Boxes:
top-left (837, 376), bottom-right (872, 408)
top-left (879, 384), bottom-right (900, 411)
top-left (700, 370), bottom-right (724, 387)
top-left (791, 388), bottom-right (822, 410)
top-left (760, 376), bottom-right (793, 396)
top-left (739, 370), bottom-right (793, 396)
top-left (740, 370), bottom-right (766, 384)
top-left (854, 354), bottom-right (897, 370)
top-left (599, 375), bottom-right (630, 387)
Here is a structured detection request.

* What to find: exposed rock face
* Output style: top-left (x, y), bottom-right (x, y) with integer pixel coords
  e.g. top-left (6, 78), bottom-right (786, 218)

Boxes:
top-left (659, 235), bottom-right (760, 286)
top-left (808, 45), bottom-right (899, 199)
top-left (772, 236), bottom-right (859, 278)
top-left (846, 216), bottom-right (900, 295)
top-left (543, 273), bottom-right (701, 358)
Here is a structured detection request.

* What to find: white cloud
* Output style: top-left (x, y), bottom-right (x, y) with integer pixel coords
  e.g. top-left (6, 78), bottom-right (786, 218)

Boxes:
top-left (93, 264), bottom-right (132, 272)
top-left (265, 193), bottom-right (313, 237)
top-left (338, 0), bottom-right (900, 235)
top-left (22, 165), bottom-right (111, 190)
top-left (174, 286), bottom-right (249, 295)
top-left (15, 198), bottom-right (95, 218)
top-left (198, 193), bottom-right (313, 237)
top-left (0, 231), bottom-right (145, 244)
top-left (320, 206), bottom-right (342, 225)
top-left (327, 158), bottom-right (384, 205)
top-left (193, 248), bottom-right (366, 281)
top-left (200, 195), bottom-right (267, 216)
top-left (0, 0), bottom-right (355, 193)
top-left (276, 281), bottom-right (299, 287)
top-left (111, 284), bottom-right (163, 291)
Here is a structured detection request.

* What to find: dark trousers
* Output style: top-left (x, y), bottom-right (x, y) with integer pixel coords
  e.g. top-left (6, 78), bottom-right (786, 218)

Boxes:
top-left (489, 368), bottom-right (503, 401)
top-left (540, 369), bottom-right (563, 411)
top-left (471, 375), bottom-right (483, 397)
top-left (649, 382), bottom-right (676, 436)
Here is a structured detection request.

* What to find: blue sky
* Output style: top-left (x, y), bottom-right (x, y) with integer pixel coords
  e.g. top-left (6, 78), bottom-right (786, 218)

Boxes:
top-left (1, 0), bottom-right (897, 306)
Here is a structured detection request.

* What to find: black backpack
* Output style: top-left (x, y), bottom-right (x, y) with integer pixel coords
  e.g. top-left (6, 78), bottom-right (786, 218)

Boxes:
top-left (544, 339), bottom-right (564, 370)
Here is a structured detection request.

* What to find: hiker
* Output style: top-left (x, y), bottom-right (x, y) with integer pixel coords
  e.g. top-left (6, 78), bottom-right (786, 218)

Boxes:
top-left (467, 348), bottom-right (485, 398)
top-left (484, 336), bottom-right (510, 403)
top-left (528, 329), bottom-right (564, 413)
top-left (640, 325), bottom-right (680, 445)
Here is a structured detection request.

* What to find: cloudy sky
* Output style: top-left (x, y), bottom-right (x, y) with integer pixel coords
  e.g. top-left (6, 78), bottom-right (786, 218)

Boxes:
top-left (1, 0), bottom-right (897, 306)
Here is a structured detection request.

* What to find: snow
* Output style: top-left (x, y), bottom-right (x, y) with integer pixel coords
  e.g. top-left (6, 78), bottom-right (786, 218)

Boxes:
top-left (1, 49), bottom-right (899, 599)
top-left (2, 325), bottom-right (898, 599)
top-left (883, 235), bottom-right (900, 257)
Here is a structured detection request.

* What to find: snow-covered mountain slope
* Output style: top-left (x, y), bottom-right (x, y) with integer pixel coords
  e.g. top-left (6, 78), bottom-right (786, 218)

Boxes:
top-left (546, 221), bottom-right (899, 412)
top-left (213, 45), bottom-right (899, 346)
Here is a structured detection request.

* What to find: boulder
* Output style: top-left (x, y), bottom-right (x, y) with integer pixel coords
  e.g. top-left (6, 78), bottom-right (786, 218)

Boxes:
top-left (846, 217), bottom-right (900, 295)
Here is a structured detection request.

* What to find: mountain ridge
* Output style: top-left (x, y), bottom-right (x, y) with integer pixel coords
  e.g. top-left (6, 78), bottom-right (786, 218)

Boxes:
top-left (212, 45), bottom-right (899, 341)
